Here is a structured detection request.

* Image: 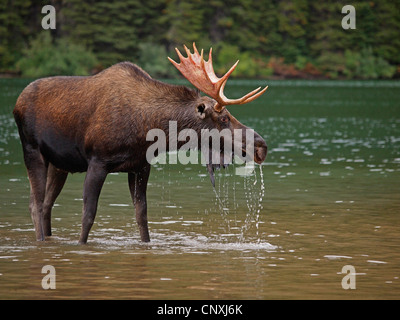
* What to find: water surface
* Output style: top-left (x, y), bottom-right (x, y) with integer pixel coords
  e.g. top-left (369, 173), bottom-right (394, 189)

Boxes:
top-left (0, 78), bottom-right (399, 299)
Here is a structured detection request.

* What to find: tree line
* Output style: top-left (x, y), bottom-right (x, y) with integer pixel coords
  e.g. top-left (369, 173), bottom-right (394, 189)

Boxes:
top-left (1, 0), bottom-right (399, 79)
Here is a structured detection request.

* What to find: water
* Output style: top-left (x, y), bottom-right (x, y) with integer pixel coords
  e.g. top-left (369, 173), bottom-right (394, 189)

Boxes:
top-left (1, 78), bottom-right (400, 299)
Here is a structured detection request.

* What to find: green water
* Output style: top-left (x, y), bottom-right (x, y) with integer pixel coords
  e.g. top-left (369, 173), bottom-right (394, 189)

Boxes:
top-left (0, 78), bottom-right (399, 299)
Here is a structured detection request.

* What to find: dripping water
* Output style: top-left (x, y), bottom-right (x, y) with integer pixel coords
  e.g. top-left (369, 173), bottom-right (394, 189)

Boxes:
top-left (238, 164), bottom-right (265, 243)
top-left (213, 171), bottom-right (231, 232)
top-left (213, 164), bottom-right (266, 243)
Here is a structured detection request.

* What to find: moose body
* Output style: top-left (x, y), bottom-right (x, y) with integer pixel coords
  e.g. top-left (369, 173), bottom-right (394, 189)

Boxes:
top-left (14, 44), bottom-right (268, 244)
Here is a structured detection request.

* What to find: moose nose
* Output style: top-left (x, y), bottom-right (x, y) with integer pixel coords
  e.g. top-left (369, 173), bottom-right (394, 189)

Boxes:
top-left (254, 136), bottom-right (267, 164)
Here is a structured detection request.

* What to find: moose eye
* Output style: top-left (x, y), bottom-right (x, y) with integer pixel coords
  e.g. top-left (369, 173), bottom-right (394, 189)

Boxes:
top-left (220, 116), bottom-right (229, 123)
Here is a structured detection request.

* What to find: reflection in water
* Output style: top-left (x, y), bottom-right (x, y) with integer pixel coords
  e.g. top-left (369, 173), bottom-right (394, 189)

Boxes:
top-left (1, 79), bottom-right (400, 299)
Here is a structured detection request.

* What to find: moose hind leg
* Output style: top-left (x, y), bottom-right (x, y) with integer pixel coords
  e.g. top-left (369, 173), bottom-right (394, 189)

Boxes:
top-left (25, 149), bottom-right (48, 241)
top-left (78, 162), bottom-right (107, 244)
top-left (43, 164), bottom-right (68, 236)
top-left (128, 165), bottom-right (151, 242)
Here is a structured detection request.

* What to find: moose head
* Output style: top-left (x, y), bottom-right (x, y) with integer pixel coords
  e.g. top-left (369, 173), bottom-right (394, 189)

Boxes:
top-left (167, 43), bottom-right (268, 185)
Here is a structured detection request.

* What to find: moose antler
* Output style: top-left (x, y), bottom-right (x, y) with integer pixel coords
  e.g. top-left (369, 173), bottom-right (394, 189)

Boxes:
top-left (168, 43), bottom-right (268, 112)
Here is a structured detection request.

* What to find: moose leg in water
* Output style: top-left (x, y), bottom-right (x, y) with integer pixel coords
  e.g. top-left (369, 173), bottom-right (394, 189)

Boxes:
top-left (128, 165), bottom-right (151, 242)
top-left (43, 164), bottom-right (68, 236)
top-left (25, 148), bottom-right (48, 241)
top-left (78, 162), bottom-right (108, 244)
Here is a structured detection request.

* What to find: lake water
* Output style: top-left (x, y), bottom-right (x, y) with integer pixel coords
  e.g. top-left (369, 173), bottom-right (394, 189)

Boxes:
top-left (0, 78), bottom-right (399, 299)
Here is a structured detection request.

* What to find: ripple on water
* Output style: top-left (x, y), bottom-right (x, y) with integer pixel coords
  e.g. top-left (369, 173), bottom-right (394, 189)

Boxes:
top-left (85, 231), bottom-right (277, 254)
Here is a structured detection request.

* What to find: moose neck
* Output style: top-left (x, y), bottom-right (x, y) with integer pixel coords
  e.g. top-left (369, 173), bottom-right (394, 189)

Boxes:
top-left (137, 88), bottom-right (203, 165)
top-left (147, 82), bottom-right (202, 137)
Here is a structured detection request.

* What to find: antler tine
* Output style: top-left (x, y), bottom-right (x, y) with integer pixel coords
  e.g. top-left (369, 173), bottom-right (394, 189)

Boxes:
top-left (192, 42), bottom-right (199, 56)
top-left (168, 47), bottom-right (184, 66)
top-left (204, 47), bottom-right (218, 83)
top-left (240, 85), bottom-right (269, 104)
top-left (167, 56), bottom-right (178, 68)
top-left (240, 86), bottom-right (263, 101)
top-left (183, 44), bottom-right (192, 60)
top-left (219, 60), bottom-right (239, 86)
top-left (215, 83), bottom-right (268, 111)
top-left (193, 43), bottom-right (205, 70)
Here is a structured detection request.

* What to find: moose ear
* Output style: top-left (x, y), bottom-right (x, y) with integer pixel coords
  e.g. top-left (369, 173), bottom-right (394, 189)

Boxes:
top-left (196, 103), bottom-right (206, 119)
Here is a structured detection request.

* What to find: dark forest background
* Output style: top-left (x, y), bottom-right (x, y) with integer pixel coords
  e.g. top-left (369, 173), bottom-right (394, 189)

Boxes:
top-left (1, 0), bottom-right (399, 79)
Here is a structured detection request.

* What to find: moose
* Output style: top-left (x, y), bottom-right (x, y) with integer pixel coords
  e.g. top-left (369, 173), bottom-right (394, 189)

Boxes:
top-left (13, 43), bottom-right (268, 244)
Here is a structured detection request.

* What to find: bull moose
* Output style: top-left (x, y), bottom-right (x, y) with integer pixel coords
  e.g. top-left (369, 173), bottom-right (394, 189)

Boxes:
top-left (13, 43), bottom-right (268, 244)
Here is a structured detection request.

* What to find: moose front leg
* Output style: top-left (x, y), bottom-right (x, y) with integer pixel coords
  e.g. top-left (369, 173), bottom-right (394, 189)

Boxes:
top-left (128, 165), bottom-right (151, 242)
